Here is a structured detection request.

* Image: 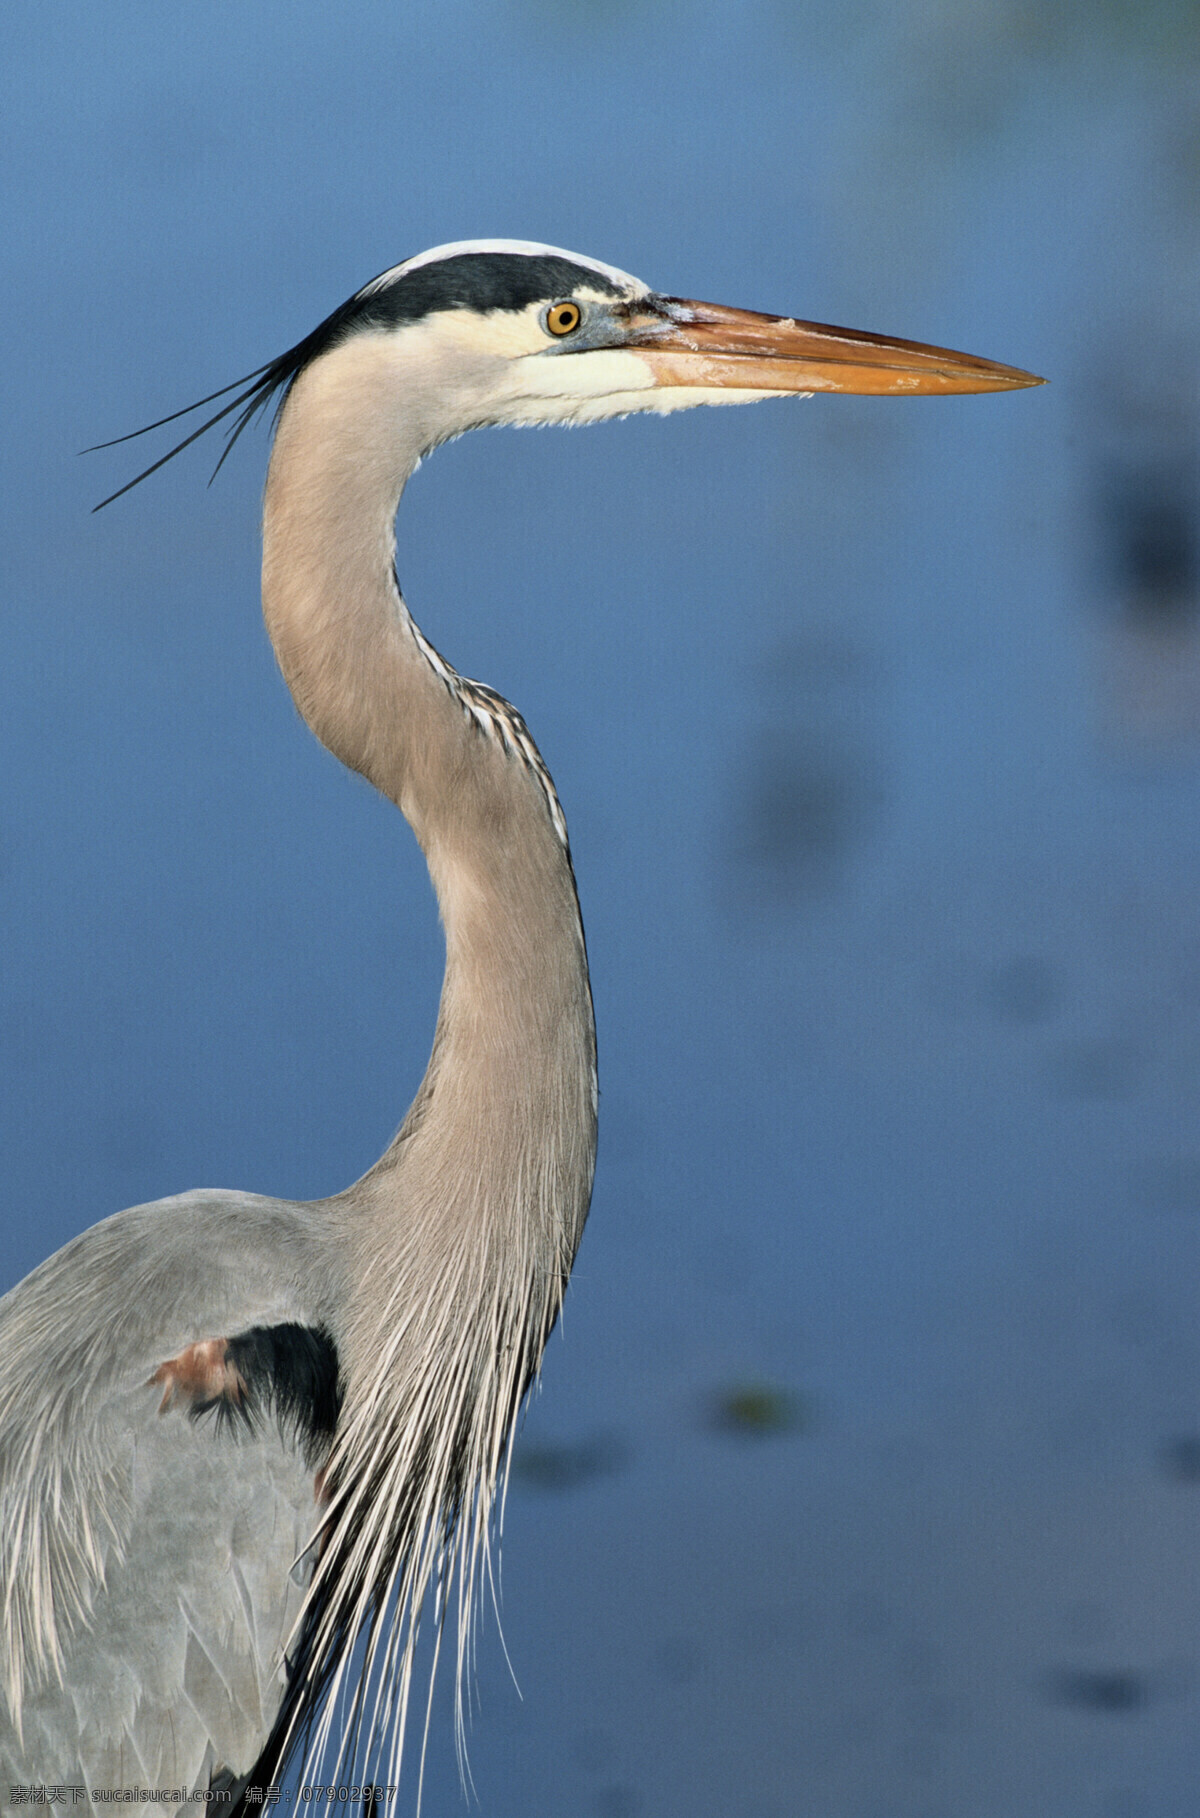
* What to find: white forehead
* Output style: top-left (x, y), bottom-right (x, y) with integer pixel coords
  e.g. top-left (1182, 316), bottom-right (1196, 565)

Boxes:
top-left (358, 240), bottom-right (649, 301)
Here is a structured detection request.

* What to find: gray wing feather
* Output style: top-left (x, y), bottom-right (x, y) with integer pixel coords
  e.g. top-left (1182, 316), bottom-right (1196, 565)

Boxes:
top-left (0, 1188), bottom-right (345, 1803)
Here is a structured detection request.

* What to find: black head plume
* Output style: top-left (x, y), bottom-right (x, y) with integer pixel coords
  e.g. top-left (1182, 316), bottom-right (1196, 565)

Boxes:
top-left (86, 292), bottom-right (367, 512)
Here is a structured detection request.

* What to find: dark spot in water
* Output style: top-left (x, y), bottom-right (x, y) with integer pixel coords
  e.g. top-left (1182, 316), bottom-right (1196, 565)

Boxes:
top-left (733, 740), bottom-right (882, 900)
top-left (1160, 1435), bottom-right (1200, 1482)
top-left (707, 1381), bottom-right (812, 1437)
top-left (1044, 1668), bottom-right (1150, 1713)
top-left (511, 1430), bottom-right (627, 1491)
top-left (1100, 466), bottom-right (1197, 624)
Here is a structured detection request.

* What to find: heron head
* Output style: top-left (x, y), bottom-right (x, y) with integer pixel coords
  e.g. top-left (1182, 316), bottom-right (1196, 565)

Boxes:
top-left (92, 240), bottom-right (1042, 509)
top-left (306, 239), bottom-right (1042, 443)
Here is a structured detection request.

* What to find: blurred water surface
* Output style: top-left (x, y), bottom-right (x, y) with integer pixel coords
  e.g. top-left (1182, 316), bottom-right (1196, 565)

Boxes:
top-left (2, 2), bottom-right (1199, 1812)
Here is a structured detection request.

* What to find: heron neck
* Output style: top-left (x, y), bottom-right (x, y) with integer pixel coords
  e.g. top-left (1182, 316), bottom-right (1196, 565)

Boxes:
top-left (260, 344), bottom-right (596, 1226)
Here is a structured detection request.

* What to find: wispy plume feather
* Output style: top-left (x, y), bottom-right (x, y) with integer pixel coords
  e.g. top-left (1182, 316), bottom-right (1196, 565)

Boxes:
top-left (85, 292), bottom-right (368, 511)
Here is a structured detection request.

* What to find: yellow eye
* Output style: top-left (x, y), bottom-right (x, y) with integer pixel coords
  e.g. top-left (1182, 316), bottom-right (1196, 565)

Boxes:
top-left (546, 300), bottom-right (582, 337)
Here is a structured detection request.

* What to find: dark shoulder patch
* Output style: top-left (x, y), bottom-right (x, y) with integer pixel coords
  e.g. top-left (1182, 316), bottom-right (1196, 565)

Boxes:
top-left (191, 1323), bottom-right (341, 1465)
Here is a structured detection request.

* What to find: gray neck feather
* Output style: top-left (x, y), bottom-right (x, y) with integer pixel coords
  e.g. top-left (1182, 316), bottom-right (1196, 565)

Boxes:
top-left (260, 330), bottom-right (598, 1780)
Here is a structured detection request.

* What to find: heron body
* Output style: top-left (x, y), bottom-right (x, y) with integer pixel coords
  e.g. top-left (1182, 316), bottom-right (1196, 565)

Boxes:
top-left (0, 241), bottom-right (1039, 1805)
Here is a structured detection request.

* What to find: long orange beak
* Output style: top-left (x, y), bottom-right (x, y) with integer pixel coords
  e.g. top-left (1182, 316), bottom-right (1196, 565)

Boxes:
top-left (626, 298), bottom-right (1044, 396)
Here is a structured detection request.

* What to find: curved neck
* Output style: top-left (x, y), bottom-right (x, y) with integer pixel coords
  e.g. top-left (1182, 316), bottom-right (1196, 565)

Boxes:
top-left (261, 338), bottom-right (596, 1213)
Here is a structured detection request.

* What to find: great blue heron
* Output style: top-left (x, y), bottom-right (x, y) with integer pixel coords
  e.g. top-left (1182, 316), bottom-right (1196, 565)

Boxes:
top-left (0, 241), bottom-right (1040, 1809)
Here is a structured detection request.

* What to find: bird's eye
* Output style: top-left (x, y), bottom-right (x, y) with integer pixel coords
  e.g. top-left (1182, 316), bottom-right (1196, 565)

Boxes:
top-left (545, 301), bottom-right (582, 337)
